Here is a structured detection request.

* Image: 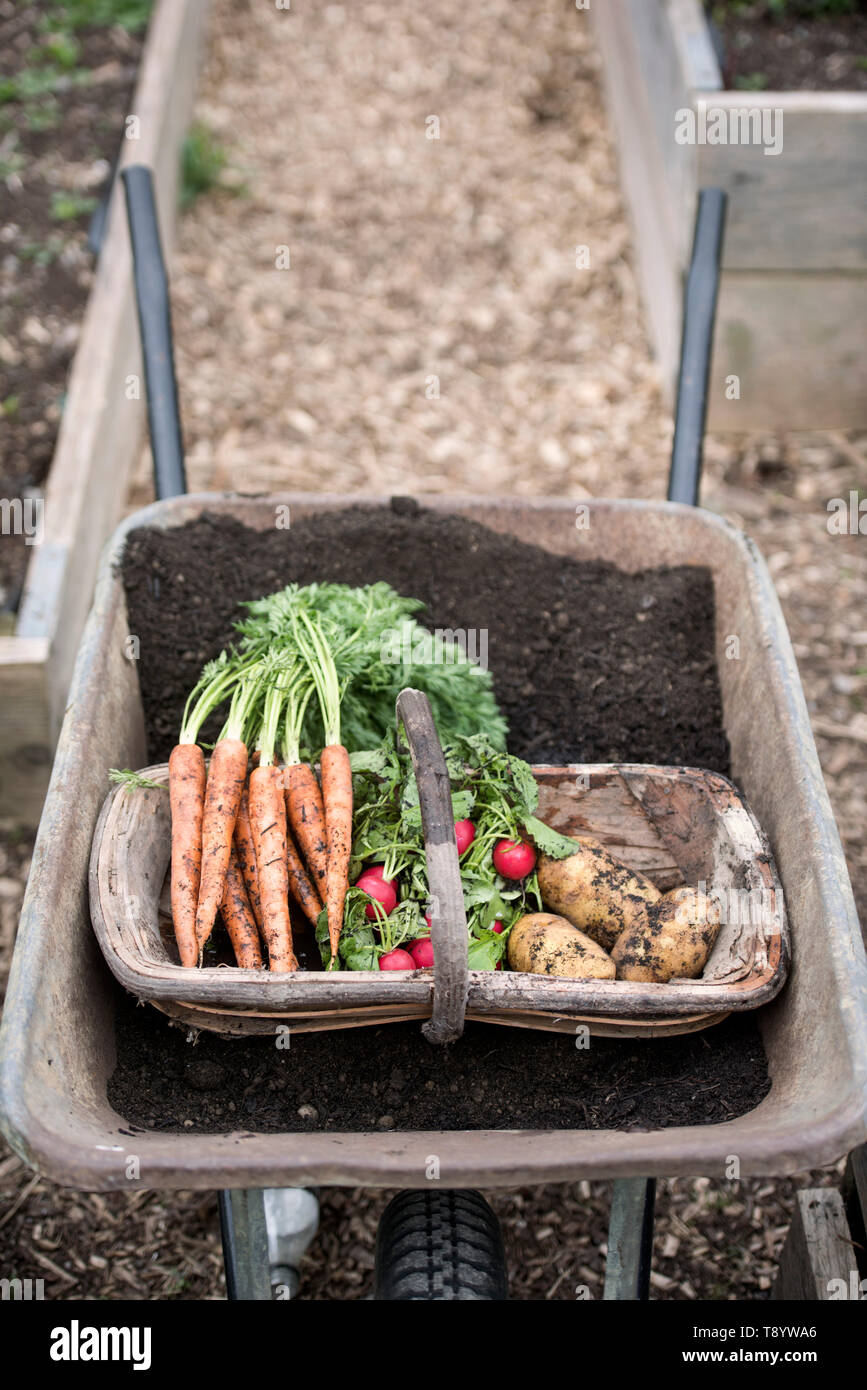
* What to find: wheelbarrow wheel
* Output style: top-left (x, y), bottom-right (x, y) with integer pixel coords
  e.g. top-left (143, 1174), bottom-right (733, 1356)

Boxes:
top-left (374, 1190), bottom-right (507, 1300)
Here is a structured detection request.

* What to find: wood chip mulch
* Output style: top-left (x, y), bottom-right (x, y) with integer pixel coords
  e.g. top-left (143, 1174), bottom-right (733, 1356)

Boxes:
top-left (2, 0), bottom-right (864, 1301)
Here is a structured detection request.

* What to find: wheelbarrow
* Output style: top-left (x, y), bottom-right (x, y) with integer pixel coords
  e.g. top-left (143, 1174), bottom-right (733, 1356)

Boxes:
top-left (1, 170), bottom-right (866, 1301)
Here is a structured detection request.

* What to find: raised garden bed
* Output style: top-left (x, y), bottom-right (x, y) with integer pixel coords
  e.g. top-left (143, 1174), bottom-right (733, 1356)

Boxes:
top-left (0, 0), bottom-right (210, 823)
top-left (592, 0), bottom-right (867, 431)
top-left (0, 2), bottom-right (150, 619)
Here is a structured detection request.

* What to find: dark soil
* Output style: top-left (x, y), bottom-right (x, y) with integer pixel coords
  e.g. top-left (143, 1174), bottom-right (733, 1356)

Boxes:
top-left (111, 997), bottom-right (769, 1134)
top-left (0, 3), bottom-right (150, 612)
top-left (107, 502), bottom-right (771, 1136)
top-left (121, 503), bottom-right (732, 772)
top-left (711, 2), bottom-right (867, 92)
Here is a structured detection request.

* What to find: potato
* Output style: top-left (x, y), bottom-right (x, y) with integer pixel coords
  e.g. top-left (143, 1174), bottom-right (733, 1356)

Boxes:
top-left (611, 886), bottom-right (722, 983)
top-left (536, 836), bottom-right (662, 953)
top-left (507, 912), bottom-right (616, 979)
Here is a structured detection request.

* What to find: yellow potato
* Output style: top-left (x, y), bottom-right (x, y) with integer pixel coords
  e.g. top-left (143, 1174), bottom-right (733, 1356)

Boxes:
top-left (536, 836), bottom-right (662, 953)
top-left (507, 912), bottom-right (616, 979)
top-left (611, 886), bottom-right (722, 983)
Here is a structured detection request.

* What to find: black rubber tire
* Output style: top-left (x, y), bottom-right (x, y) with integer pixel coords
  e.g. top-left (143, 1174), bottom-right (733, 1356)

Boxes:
top-left (374, 1189), bottom-right (508, 1300)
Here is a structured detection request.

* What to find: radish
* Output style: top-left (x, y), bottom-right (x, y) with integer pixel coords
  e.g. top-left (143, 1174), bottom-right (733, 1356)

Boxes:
top-left (492, 920), bottom-right (504, 934)
top-left (356, 867), bottom-right (397, 920)
top-left (408, 937), bottom-right (434, 968)
top-left (379, 948), bottom-right (415, 971)
top-left (493, 837), bottom-right (536, 880)
top-left (454, 819), bottom-right (476, 855)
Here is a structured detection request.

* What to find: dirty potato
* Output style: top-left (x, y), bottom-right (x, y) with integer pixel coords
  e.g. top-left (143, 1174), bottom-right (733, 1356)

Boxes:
top-left (507, 912), bottom-right (616, 978)
top-left (611, 886), bottom-right (722, 983)
top-left (536, 836), bottom-right (662, 953)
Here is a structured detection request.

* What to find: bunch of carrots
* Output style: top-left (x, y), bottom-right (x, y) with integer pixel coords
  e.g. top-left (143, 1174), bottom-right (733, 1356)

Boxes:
top-left (165, 608), bottom-right (352, 973)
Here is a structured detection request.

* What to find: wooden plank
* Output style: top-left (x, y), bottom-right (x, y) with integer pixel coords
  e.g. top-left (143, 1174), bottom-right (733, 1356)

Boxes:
top-left (0, 638), bottom-right (51, 825)
top-left (697, 94), bottom-right (867, 273)
top-left (842, 1144), bottom-right (867, 1281)
top-left (0, 0), bottom-right (211, 818)
top-left (591, 0), bottom-right (689, 392)
top-left (668, 0), bottom-right (723, 93)
top-left (708, 272), bottom-right (867, 432)
top-left (594, 0), bottom-right (867, 427)
top-left (772, 1189), bottom-right (858, 1300)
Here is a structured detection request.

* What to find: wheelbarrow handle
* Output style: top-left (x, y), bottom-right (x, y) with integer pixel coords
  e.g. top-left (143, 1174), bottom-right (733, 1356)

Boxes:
top-left (668, 186), bottom-right (728, 507)
top-left (121, 164), bottom-right (187, 501)
top-left (395, 690), bottom-right (469, 1044)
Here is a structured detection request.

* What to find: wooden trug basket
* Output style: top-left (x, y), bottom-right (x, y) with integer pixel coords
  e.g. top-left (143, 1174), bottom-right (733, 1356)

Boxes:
top-left (89, 691), bottom-right (788, 1041)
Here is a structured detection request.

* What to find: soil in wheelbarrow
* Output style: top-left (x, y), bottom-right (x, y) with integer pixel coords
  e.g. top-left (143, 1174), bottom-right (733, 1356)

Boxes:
top-left (109, 501), bottom-right (771, 1134)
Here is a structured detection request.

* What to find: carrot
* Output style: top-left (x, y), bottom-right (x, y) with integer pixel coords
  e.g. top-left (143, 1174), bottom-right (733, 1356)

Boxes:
top-left (281, 676), bottom-right (329, 894)
top-left (166, 655), bottom-right (241, 967)
top-left (167, 744), bottom-right (206, 967)
top-left (320, 743), bottom-right (353, 963)
top-left (221, 847), bottom-right (264, 968)
top-left (249, 764), bottom-right (298, 972)
top-left (194, 669), bottom-right (263, 953)
top-left (283, 813), bottom-right (324, 927)
top-left (194, 736), bottom-right (248, 953)
top-left (293, 611), bottom-right (353, 964)
top-left (233, 787), bottom-right (263, 929)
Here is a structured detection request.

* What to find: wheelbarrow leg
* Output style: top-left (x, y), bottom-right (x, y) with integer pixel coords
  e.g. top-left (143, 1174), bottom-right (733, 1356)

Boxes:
top-left (219, 1189), bottom-right (271, 1300)
top-left (603, 1178), bottom-right (655, 1300)
top-left (219, 1188), bottom-right (321, 1299)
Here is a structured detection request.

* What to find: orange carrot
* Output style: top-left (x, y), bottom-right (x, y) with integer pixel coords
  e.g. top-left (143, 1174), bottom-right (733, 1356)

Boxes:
top-left (283, 807), bottom-right (324, 927)
top-left (320, 743), bottom-right (353, 963)
top-left (284, 763), bottom-right (328, 894)
top-left (234, 787), bottom-right (263, 929)
top-left (249, 764), bottom-right (298, 973)
top-left (168, 743), bottom-right (206, 968)
top-left (280, 674), bottom-right (328, 893)
top-left (221, 847), bottom-right (264, 969)
top-left (290, 611), bottom-right (353, 964)
top-left (195, 735), bottom-right (248, 952)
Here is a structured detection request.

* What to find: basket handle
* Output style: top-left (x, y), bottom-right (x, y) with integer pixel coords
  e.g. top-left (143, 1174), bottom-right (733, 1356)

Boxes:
top-left (395, 689), bottom-right (469, 1044)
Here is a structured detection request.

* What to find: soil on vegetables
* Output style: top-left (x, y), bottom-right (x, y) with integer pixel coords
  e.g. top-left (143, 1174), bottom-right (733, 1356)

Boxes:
top-left (712, 2), bottom-right (867, 93)
top-left (109, 502), bottom-right (770, 1136)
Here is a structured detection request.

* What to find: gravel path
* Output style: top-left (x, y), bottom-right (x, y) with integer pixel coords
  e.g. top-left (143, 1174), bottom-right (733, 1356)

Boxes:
top-left (127, 0), bottom-right (666, 509)
top-left (3, 0), bottom-right (865, 1301)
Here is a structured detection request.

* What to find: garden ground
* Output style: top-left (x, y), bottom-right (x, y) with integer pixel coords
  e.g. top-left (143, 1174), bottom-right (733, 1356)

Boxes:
top-left (1, 0), bottom-right (865, 1299)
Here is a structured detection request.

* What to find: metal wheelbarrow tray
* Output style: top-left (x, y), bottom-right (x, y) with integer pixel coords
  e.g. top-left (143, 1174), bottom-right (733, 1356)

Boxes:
top-left (2, 493), bottom-right (866, 1190)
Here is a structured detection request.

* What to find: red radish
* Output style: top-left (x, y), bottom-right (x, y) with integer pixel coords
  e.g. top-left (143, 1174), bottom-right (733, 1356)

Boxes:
top-left (454, 819), bottom-right (476, 855)
top-left (492, 920), bottom-right (504, 934)
top-left (493, 837), bottom-right (536, 880)
top-left (362, 863), bottom-right (388, 880)
top-left (356, 867), bottom-right (397, 920)
top-left (408, 937), bottom-right (434, 968)
top-left (379, 948), bottom-right (415, 971)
